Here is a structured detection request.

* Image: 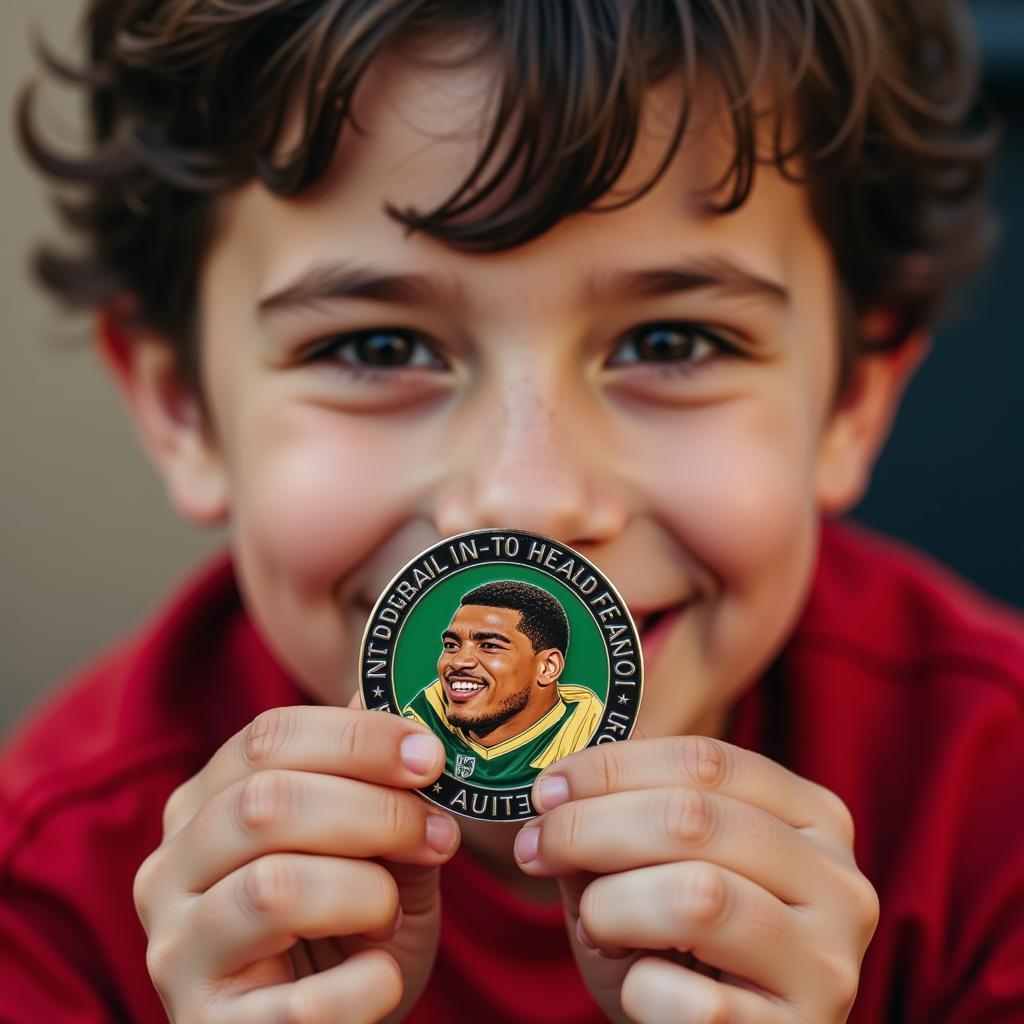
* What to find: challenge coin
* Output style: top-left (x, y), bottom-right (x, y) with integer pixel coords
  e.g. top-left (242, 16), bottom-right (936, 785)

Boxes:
top-left (359, 528), bottom-right (643, 822)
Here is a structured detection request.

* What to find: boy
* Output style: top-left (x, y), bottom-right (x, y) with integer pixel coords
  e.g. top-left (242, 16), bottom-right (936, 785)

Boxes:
top-left (4, 1), bottom-right (1023, 1021)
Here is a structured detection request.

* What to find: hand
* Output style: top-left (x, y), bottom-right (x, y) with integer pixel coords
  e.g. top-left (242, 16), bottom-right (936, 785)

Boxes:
top-left (514, 736), bottom-right (879, 1023)
top-left (133, 706), bottom-right (460, 1023)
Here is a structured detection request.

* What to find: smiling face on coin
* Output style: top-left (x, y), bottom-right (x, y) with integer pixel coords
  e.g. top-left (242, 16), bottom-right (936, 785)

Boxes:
top-left (365, 530), bottom-right (636, 819)
top-left (438, 604), bottom-right (563, 743)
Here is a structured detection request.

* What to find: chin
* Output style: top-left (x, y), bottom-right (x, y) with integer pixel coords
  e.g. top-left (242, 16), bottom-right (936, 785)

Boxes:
top-left (446, 710), bottom-right (485, 731)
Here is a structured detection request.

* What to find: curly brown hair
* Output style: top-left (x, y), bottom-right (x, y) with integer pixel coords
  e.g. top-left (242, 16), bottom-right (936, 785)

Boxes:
top-left (17, 0), bottom-right (996, 395)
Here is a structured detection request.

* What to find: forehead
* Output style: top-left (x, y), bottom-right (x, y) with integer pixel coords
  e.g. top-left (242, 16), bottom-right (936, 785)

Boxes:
top-left (206, 45), bottom-right (831, 320)
top-left (448, 604), bottom-right (524, 636)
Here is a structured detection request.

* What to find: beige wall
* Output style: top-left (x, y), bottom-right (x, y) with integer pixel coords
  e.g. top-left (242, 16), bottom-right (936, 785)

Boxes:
top-left (1, 4), bottom-right (222, 739)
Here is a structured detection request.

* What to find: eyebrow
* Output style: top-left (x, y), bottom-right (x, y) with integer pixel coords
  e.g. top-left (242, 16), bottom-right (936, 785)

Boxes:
top-left (257, 252), bottom-right (789, 319)
top-left (441, 629), bottom-right (512, 645)
top-left (258, 262), bottom-right (463, 318)
top-left (585, 254), bottom-right (789, 308)
top-left (471, 630), bottom-right (512, 644)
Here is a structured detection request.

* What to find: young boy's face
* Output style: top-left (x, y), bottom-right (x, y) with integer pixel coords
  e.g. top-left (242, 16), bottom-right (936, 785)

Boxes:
top-left (145, 45), bottom-right (905, 738)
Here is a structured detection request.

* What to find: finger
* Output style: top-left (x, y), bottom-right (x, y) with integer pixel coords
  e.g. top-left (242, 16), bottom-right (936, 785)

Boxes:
top-left (533, 736), bottom-right (854, 848)
top-left (168, 770), bottom-right (459, 893)
top-left (217, 948), bottom-right (402, 1024)
top-left (516, 786), bottom-right (837, 904)
top-left (189, 855), bottom-right (401, 979)
top-left (580, 862), bottom-right (803, 1000)
top-left (163, 706), bottom-right (444, 838)
top-left (622, 956), bottom-right (789, 1024)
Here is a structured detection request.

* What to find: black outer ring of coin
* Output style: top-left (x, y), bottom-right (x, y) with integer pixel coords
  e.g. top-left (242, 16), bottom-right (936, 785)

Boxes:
top-left (358, 528), bottom-right (643, 822)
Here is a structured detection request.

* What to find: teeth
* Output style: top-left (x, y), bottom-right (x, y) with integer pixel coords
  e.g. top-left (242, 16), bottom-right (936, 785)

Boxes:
top-left (450, 680), bottom-right (484, 692)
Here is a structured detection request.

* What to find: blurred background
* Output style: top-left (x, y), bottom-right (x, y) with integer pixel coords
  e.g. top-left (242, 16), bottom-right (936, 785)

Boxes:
top-left (2, 1), bottom-right (1022, 738)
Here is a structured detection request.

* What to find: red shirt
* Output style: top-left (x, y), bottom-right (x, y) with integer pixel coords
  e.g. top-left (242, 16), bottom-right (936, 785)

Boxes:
top-left (2, 522), bottom-right (1023, 1022)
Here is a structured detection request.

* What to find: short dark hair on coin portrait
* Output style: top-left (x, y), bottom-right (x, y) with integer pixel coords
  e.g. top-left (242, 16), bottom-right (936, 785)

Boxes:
top-left (460, 580), bottom-right (570, 657)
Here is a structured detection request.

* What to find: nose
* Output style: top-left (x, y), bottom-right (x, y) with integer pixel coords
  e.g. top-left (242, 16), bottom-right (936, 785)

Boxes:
top-left (449, 646), bottom-right (477, 670)
top-left (432, 373), bottom-right (628, 546)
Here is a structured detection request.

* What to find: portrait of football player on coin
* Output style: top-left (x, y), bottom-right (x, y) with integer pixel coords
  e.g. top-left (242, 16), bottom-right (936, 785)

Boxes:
top-left (402, 580), bottom-right (602, 789)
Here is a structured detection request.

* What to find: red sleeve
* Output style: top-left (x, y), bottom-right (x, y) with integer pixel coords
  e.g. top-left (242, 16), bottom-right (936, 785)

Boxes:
top-left (936, 707), bottom-right (1024, 1021)
top-left (766, 523), bottom-right (1024, 1022)
top-left (0, 879), bottom-right (128, 1022)
top-left (0, 774), bottom-right (180, 1023)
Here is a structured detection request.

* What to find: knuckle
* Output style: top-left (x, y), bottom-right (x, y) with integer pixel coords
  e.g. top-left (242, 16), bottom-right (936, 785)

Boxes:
top-left (863, 879), bottom-right (881, 934)
top-left (662, 787), bottom-right (714, 847)
top-left (815, 949), bottom-right (861, 1011)
top-left (623, 959), bottom-right (730, 1024)
top-left (812, 784), bottom-right (856, 846)
top-left (360, 953), bottom-right (404, 1021)
top-left (336, 712), bottom-right (373, 764)
top-left (850, 873), bottom-right (881, 944)
top-left (236, 770), bottom-right (296, 835)
top-left (587, 743), bottom-right (623, 795)
top-left (376, 787), bottom-right (415, 839)
top-left (144, 936), bottom-right (179, 987)
top-left (556, 799), bottom-right (589, 853)
top-left (674, 735), bottom-right (730, 789)
top-left (351, 862), bottom-right (401, 930)
top-left (619, 961), bottom-right (645, 1019)
top-left (827, 859), bottom-right (880, 942)
top-left (698, 990), bottom-right (732, 1024)
top-left (578, 879), bottom-right (605, 932)
top-left (242, 707), bottom-right (295, 767)
top-left (162, 781), bottom-right (192, 836)
top-left (671, 863), bottom-right (729, 928)
top-left (280, 988), bottom-right (319, 1024)
top-left (369, 866), bottom-right (401, 921)
top-left (240, 856), bottom-right (294, 921)
top-left (132, 852), bottom-right (161, 926)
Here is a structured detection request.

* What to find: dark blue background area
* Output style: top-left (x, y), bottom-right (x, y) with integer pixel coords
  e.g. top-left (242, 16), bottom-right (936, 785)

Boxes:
top-left (852, 1), bottom-right (1024, 611)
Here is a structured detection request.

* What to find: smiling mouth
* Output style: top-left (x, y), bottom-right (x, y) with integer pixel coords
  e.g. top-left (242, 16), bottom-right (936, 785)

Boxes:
top-left (636, 600), bottom-right (692, 667)
top-left (444, 676), bottom-right (488, 702)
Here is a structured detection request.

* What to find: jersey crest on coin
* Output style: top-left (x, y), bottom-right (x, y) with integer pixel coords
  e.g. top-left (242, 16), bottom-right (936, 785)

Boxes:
top-left (359, 529), bottom-right (643, 822)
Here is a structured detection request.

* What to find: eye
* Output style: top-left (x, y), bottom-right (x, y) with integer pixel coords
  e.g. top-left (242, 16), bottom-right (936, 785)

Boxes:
top-left (304, 329), bottom-right (445, 370)
top-left (608, 323), bottom-right (730, 368)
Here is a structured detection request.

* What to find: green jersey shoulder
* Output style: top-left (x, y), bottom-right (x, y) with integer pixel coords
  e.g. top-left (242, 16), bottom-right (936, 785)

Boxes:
top-left (403, 681), bottom-right (602, 789)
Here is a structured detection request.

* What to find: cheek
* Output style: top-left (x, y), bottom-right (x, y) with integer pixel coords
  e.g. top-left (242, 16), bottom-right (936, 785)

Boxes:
top-left (644, 398), bottom-right (820, 590)
top-left (231, 405), bottom-right (412, 592)
top-left (483, 656), bottom-right (513, 685)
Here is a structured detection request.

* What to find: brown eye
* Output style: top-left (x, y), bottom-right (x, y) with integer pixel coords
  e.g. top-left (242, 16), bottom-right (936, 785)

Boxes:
top-left (304, 329), bottom-right (445, 369)
top-left (355, 331), bottom-right (415, 365)
top-left (608, 322), bottom-right (731, 369)
top-left (636, 326), bottom-right (700, 361)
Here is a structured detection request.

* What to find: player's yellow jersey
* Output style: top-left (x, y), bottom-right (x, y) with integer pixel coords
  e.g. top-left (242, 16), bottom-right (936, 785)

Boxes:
top-left (403, 682), bottom-right (602, 789)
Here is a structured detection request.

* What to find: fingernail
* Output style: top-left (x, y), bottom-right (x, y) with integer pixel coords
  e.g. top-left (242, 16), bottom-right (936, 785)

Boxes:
top-left (401, 733), bottom-right (439, 775)
top-left (425, 813), bottom-right (457, 855)
top-left (576, 917), bottom-right (598, 950)
top-left (536, 775), bottom-right (569, 811)
top-left (389, 906), bottom-right (404, 939)
top-left (514, 824), bottom-right (539, 864)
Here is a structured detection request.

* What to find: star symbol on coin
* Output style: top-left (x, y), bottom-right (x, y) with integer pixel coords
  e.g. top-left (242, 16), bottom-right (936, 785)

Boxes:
top-left (432, 783), bottom-right (443, 793)
top-left (617, 694), bottom-right (630, 705)
top-left (373, 687), bottom-right (384, 698)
